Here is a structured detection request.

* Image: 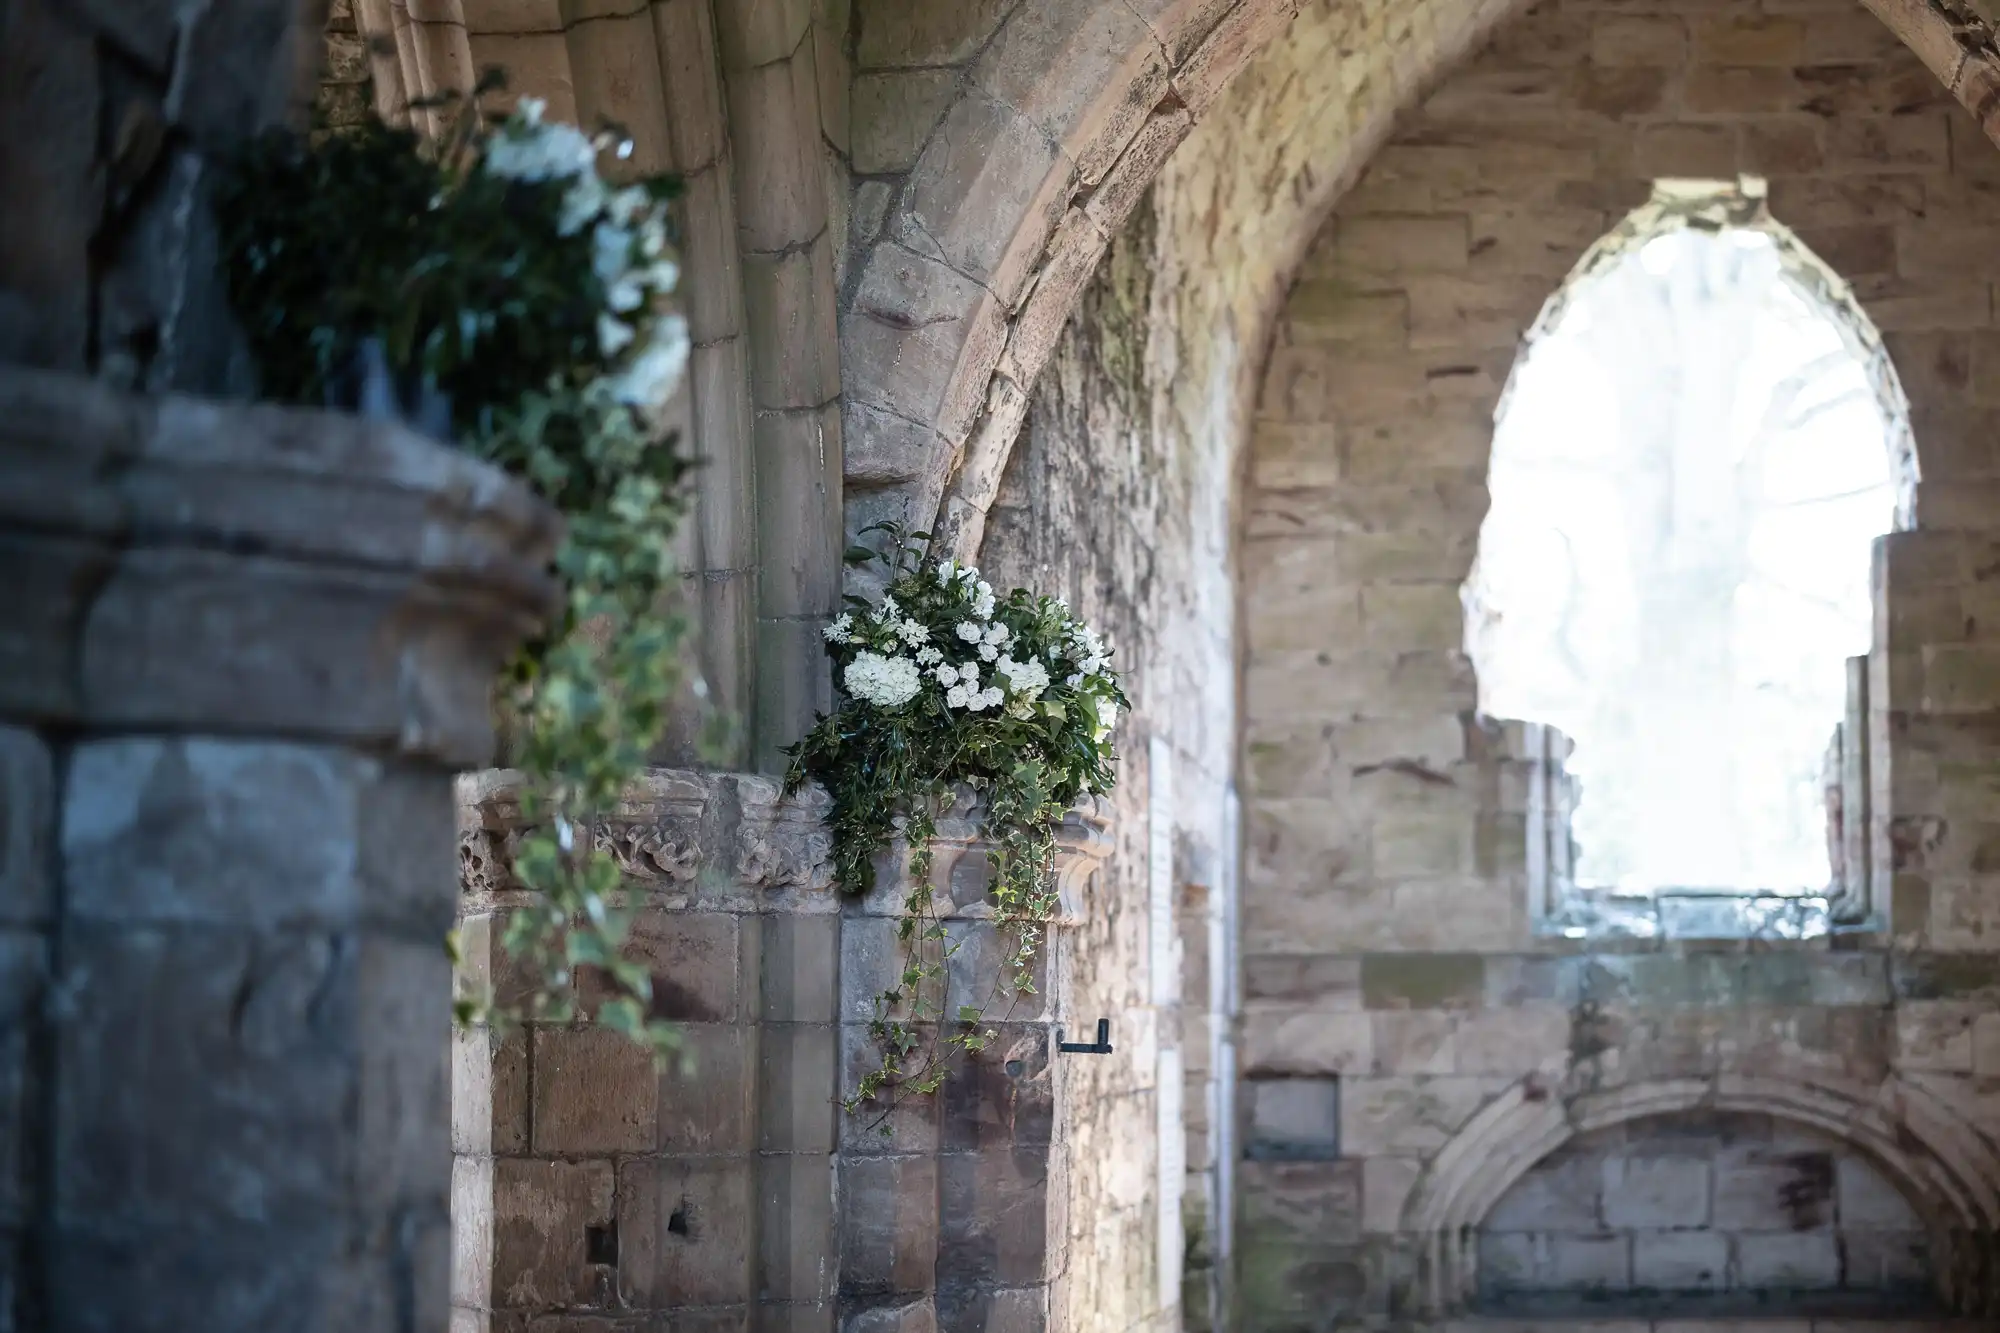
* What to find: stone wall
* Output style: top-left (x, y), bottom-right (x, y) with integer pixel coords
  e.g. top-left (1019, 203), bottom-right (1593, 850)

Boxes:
top-left (981, 196), bottom-right (1238, 1333)
top-left (1238, 0), bottom-right (2000, 1326)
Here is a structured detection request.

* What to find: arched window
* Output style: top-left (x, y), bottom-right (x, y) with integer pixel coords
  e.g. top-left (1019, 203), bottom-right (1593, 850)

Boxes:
top-left (1465, 179), bottom-right (1916, 938)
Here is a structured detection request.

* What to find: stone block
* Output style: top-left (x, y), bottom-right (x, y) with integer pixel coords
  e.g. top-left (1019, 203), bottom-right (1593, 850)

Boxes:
top-left (1631, 1229), bottom-right (1726, 1291)
top-left (492, 1159), bottom-right (616, 1309)
top-left (938, 1022), bottom-right (1055, 1152)
top-left (1333, 216), bottom-right (1468, 275)
top-left (1712, 1145), bottom-right (1836, 1231)
top-left (936, 1146), bottom-right (1051, 1288)
top-left (842, 243), bottom-right (1001, 441)
top-left (1476, 1230), bottom-right (1537, 1293)
top-left (1360, 954), bottom-right (1484, 1010)
top-left (1239, 1159), bottom-right (1363, 1243)
top-left (1835, 1155), bottom-right (1919, 1230)
top-left (837, 1155), bottom-right (938, 1297)
top-left (1734, 1230), bottom-right (1839, 1288)
top-left (713, 0), bottom-right (809, 70)
top-left (0, 727), bottom-right (52, 925)
top-left (851, 70), bottom-right (959, 175)
top-left (565, 9), bottom-right (672, 176)
top-left (1244, 1076), bottom-right (1340, 1160)
top-left (530, 1025), bottom-right (660, 1155)
top-left (55, 919), bottom-right (367, 1223)
top-left (837, 1022), bottom-right (941, 1153)
top-left (855, 0), bottom-right (1010, 68)
top-left (1242, 1007), bottom-right (1372, 1075)
top-left (758, 1151), bottom-right (835, 1304)
top-left (1486, 1149), bottom-right (1602, 1232)
top-left (614, 909), bottom-right (744, 1022)
top-left (1338, 1076), bottom-right (1495, 1157)
top-left (758, 1023), bottom-right (836, 1153)
top-left (1694, 15), bottom-right (1805, 65)
top-left (1369, 1011), bottom-right (1455, 1075)
top-left (727, 44), bottom-right (828, 251)
top-left (1545, 1232), bottom-right (1630, 1291)
top-left (1362, 1155), bottom-right (1421, 1234)
top-left (617, 1156), bottom-right (755, 1307)
top-left (661, 1022), bottom-right (757, 1153)
top-left (1453, 1005), bottom-right (1569, 1076)
top-left (744, 245), bottom-right (841, 411)
top-left (63, 738), bottom-right (450, 933)
top-left (890, 92), bottom-right (1071, 307)
top-left (1602, 1154), bottom-right (1709, 1230)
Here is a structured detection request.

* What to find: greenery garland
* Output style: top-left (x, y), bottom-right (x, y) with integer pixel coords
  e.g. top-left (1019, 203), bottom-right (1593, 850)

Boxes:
top-left (786, 527), bottom-right (1128, 1107)
top-left (216, 82), bottom-right (694, 1059)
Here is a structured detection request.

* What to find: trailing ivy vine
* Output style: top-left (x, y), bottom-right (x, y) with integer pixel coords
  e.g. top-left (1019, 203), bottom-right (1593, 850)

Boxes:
top-left (785, 527), bottom-right (1128, 1108)
top-left (216, 79), bottom-right (695, 1058)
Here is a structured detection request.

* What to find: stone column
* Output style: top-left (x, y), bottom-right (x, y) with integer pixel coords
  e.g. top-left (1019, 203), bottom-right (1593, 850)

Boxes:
top-left (0, 366), bottom-right (560, 1331)
top-left (452, 768), bottom-right (838, 1331)
top-left (835, 795), bottom-right (1113, 1333)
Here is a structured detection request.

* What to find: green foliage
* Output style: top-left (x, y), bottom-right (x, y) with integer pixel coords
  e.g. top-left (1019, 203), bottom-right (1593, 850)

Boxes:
top-left (785, 526), bottom-right (1128, 1109)
top-left (216, 82), bottom-right (695, 1061)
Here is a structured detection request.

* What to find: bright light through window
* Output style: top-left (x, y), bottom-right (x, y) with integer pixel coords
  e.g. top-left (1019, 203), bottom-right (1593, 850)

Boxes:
top-left (1466, 203), bottom-right (1903, 898)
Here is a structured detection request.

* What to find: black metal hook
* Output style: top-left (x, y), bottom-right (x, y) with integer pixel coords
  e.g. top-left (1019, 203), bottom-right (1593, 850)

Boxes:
top-left (1056, 1018), bottom-right (1114, 1055)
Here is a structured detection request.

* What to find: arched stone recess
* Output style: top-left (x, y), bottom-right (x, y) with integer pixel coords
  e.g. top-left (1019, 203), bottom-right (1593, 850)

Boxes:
top-left (1399, 1069), bottom-right (2000, 1318)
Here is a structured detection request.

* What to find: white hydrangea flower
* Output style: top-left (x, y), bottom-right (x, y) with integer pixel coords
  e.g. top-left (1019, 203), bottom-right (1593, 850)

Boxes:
top-left (824, 614), bottom-right (854, 644)
top-left (956, 622), bottom-right (983, 643)
top-left (597, 313), bottom-right (635, 357)
top-left (997, 656), bottom-right (1050, 698)
top-left (843, 652), bottom-right (922, 708)
top-left (484, 116), bottom-right (595, 184)
top-left (607, 185), bottom-right (650, 227)
top-left (593, 224), bottom-right (633, 286)
top-left (558, 174), bottom-right (607, 236)
top-left (606, 314), bottom-right (690, 412)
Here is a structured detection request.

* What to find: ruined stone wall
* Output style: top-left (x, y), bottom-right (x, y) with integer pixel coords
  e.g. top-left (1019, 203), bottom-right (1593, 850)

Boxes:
top-left (979, 195), bottom-right (1238, 1333)
top-left (1239, 0), bottom-right (2000, 1326)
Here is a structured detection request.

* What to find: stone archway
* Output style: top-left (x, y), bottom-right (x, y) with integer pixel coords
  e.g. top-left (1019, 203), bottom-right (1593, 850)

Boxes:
top-left (1400, 1071), bottom-right (2000, 1317)
top-left (841, 0), bottom-right (2000, 560)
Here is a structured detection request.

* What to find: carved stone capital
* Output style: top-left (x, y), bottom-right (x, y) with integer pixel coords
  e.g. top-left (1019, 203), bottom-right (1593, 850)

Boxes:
top-left (456, 767), bottom-right (836, 909)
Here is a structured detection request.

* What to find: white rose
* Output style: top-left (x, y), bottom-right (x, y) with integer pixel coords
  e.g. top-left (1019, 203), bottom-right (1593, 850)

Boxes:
top-left (978, 643), bottom-right (998, 662)
top-left (956, 622), bottom-right (983, 643)
top-left (946, 684), bottom-right (971, 709)
top-left (935, 664), bottom-right (960, 686)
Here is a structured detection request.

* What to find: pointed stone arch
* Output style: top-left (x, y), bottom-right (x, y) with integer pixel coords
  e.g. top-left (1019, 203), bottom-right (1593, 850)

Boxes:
top-left (1399, 1070), bottom-right (2000, 1318)
top-left (838, 0), bottom-right (2000, 561)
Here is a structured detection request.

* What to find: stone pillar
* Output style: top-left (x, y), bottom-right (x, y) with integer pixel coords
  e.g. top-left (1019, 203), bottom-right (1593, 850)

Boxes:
top-left (835, 795), bottom-right (1113, 1333)
top-left (715, 2), bottom-right (847, 770)
top-left (0, 366), bottom-right (559, 1330)
top-left (452, 768), bottom-right (838, 1331)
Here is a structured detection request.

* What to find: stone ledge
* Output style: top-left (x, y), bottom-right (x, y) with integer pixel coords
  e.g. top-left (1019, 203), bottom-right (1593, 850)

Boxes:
top-left (0, 366), bottom-right (562, 765)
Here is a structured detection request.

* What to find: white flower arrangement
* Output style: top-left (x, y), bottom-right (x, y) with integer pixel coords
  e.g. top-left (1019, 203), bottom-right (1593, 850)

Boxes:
top-left (481, 98), bottom-right (690, 422)
top-left (787, 527), bottom-right (1130, 1108)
